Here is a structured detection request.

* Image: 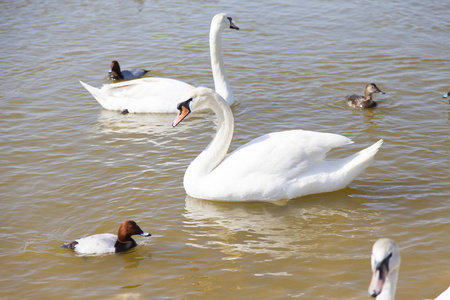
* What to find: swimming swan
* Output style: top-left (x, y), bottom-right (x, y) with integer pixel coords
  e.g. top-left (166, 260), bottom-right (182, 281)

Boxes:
top-left (80, 13), bottom-right (239, 113)
top-left (172, 87), bottom-right (383, 202)
top-left (369, 238), bottom-right (450, 300)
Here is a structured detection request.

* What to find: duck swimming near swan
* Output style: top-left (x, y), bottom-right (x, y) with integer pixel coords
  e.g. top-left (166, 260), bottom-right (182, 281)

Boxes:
top-left (368, 238), bottom-right (450, 300)
top-left (61, 220), bottom-right (151, 254)
top-left (172, 87), bottom-right (383, 202)
top-left (80, 13), bottom-right (239, 113)
top-left (347, 83), bottom-right (385, 109)
top-left (108, 60), bottom-right (149, 80)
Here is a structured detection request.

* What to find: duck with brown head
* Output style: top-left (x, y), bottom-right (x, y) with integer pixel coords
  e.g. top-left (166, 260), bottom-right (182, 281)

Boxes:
top-left (108, 60), bottom-right (149, 81)
top-left (347, 83), bottom-right (385, 109)
top-left (61, 220), bottom-right (151, 255)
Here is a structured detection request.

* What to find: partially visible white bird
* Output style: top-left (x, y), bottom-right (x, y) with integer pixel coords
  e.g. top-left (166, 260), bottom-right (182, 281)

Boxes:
top-left (368, 238), bottom-right (450, 300)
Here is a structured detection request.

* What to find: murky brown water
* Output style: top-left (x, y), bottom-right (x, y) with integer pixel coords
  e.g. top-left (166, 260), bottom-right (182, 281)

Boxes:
top-left (1, 0), bottom-right (449, 299)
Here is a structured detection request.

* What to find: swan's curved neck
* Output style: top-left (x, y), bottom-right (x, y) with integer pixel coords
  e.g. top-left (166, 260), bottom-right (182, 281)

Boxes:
top-left (210, 24), bottom-right (234, 105)
top-left (186, 95), bottom-right (234, 180)
top-left (377, 269), bottom-right (399, 300)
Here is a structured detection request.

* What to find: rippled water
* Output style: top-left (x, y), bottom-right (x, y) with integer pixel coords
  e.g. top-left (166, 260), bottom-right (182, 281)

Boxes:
top-left (1, 0), bottom-right (449, 299)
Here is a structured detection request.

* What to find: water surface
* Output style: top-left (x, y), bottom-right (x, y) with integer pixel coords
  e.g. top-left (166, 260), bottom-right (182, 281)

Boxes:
top-left (1, 0), bottom-right (449, 299)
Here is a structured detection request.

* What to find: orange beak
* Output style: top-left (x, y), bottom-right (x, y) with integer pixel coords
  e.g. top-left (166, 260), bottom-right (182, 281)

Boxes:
top-left (172, 105), bottom-right (191, 127)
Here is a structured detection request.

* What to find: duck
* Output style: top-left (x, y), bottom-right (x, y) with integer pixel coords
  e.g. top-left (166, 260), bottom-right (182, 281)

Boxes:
top-left (108, 60), bottom-right (149, 80)
top-left (443, 88), bottom-right (450, 99)
top-left (368, 238), bottom-right (450, 300)
top-left (61, 220), bottom-right (151, 254)
top-left (172, 87), bottom-right (383, 202)
top-left (80, 13), bottom-right (239, 113)
top-left (347, 83), bottom-right (385, 109)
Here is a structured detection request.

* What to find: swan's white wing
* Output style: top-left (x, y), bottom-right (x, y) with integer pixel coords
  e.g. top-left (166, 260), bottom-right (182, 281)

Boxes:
top-left (80, 78), bottom-right (194, 113)
top-left (194, 130), bottom-right (353, 200)
top-left (213, 129), bottom-right (352, 179)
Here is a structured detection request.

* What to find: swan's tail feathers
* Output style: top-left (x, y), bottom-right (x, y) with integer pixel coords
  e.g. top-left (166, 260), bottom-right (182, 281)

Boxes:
top-left (80, 80), bottom-right (116, 111)
top-left (338, 139), bottom-right (383, 182)
top-left (343, 139), bottom-right (382, 168)
top-left (287, 139), bottom-right (383, 199)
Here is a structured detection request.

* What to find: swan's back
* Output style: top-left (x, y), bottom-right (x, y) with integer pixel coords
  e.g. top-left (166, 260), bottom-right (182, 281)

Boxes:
top-left (185, 129), bottom-right (377, 201)
top-left (81, 78), bottom-right (194, 113)
top-left (216, 130), bottom-right (352, 178)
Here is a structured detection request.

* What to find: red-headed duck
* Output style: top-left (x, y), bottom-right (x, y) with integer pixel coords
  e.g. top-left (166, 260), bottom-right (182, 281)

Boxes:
top-left (108, 61), bottom-right (149, 80)
top-left (443, 88), bottom-right (450, 99)
top-left (61, 220), bottom-right (151, 254)
top-left (347, 83), bottom-right (385, 109)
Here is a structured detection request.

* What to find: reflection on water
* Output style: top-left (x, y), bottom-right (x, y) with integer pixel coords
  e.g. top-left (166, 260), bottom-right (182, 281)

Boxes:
top-left (93, 109), bottom-right (216, 136)
top-left (93, 110), bottom-right (176, 135)
top-left (183, 195), bottom-right (380, 261)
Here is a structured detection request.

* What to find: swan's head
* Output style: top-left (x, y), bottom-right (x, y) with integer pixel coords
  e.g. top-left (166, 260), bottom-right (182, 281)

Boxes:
top-left (172, 87), bottom-right (222, 127)
top-left (368, 238), bottom-right (401, 298)
top-left (212, 13), bottom-right (239, 31)
top-left (366, 83), bottom-right (385, 96)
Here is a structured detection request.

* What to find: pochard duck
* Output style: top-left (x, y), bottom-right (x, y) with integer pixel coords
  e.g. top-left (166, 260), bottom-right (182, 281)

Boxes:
top-left (61, 220), bottom-right (151, 254)
top-left (443, 88), bottom-right (450, 99)
top-left (347, 83), bottom-right (385, 109)
top-left (108, 61), bottom-right (149, 80)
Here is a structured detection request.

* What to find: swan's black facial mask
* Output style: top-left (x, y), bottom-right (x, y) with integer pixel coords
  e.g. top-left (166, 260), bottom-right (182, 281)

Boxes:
top-left (172, 98), bottom-right (193, 127)
top-left (228, 17), bottom-right (239, 30)
top-left (368, 252), bottom-right (392, 297)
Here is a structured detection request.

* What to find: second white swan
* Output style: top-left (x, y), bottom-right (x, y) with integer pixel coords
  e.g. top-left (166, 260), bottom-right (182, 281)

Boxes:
top-left (80, 13), bottom-right (239, 113)
top-left (172, 87), bottom-right (383, 202)
top-left (368, 238), bottom-right (450, 300)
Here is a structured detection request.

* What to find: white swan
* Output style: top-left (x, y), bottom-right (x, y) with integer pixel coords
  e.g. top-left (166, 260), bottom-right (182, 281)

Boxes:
top-left (369, 238), bottom-right (450, 300)
top-left (80, 13), bottom-right (239, 113)
top-left (172, 87), bottom-right (383, 202)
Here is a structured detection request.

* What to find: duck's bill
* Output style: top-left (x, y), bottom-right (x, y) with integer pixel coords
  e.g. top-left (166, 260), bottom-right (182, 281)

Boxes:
top-left (172, 106), bottom-right (191, 127)
top-left (443, 93), bottom-right (449, 98)
top-left (140, 231), bottom-right (151, 237)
